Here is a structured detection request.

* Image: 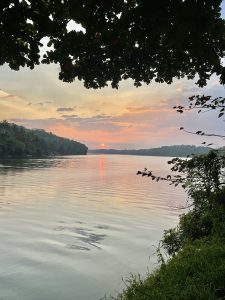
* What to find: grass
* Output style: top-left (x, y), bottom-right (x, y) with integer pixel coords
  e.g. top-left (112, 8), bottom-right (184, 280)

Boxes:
top-left (105, 156), bottom-right (225, 300)
top-left (105, 240), bottom-right (225, 300)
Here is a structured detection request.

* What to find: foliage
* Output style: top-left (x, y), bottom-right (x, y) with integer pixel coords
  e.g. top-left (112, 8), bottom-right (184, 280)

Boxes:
top-left (138, 148), bottom-right (225, 189)
top-left (105, 242), bottom-right (225, 300)
top-left (162, 187), bottom-right (225, 253)
top-left (175, 95), bottom-right (225, 140)
top-left (1, 2), bottom-right (225, 299)
top-left (138, 145), bottom-right (225, 254)
top-left (0, 120), bottom-right (88, 157)
top-left (0, 0), bottom-right (66, 70)
top-left (105, 148), bottom-right (225, 299)
top-left (1, 1), bottom-right (225, 88)
top-left (174, 95), bottom-right (225, 118)
top-left (108, 81), bottom-right (225, 299)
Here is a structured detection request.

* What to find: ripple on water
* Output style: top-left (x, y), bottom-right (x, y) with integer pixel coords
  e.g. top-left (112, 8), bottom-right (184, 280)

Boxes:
top-left (0, 155), bottom-right (186, 300)
top-left (54, 224), bottom-right (107, 250)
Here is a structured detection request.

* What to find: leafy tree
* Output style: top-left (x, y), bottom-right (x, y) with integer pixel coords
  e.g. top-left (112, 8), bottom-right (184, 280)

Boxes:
top-left (1, 1), bottom-right (225, 88)
top-left (0, 0), bottom-right (66, 70)
top-left (109, 69), bottom-right (225, 300)
top-left (0, 121), bottom-right (88, 157)
top-left (137, 92), bottom-right (225, 259)
top-left (2, 2), bottom-right (225, 299)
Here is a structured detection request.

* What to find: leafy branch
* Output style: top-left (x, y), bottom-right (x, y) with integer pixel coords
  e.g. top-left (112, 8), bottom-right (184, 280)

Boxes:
top-left (137, 150), bottom-right (225, 196)
top-left (179, 128), bottom-right (225, 140)
top-left (173, 95), bottom-right (225, 118)
top-left (174, 95), bottom-right (225, 145)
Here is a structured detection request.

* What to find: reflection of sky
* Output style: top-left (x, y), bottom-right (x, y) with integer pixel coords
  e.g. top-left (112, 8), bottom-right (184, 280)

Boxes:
top-left (0, 155), bottom-right (186, 299)
top-left (0, 4), bottom-right (225, 149)
top-left (99, 156), bottom-right (105, 183)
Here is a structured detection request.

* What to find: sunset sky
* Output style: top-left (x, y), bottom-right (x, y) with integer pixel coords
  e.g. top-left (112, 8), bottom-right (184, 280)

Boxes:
top-left (0, 3), bottom-right (225, 150)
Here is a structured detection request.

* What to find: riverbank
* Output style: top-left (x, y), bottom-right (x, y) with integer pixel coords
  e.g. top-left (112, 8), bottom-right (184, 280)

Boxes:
top-left (0, 121), bottom-right (88, 157)
top-left (105, 151), bottom-right (225, 299)
top-left (106, 239), bottom-right (225, 299)
top-left (89, 145), bottom-right (210, 157)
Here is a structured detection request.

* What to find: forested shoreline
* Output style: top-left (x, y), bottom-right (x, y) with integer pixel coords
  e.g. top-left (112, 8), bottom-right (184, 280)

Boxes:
top-left (1, 1), bottom-right (225, 298)
top-left (89, 145), bottom-right (210, 157)
top-left (0, 121), bottom-right (88, 157)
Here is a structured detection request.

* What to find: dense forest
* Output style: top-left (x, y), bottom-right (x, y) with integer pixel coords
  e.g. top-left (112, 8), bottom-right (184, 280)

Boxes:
top-left (0, 121), bottom-right (88, 157)
top-left (89, 145), bottom-right (210, 157)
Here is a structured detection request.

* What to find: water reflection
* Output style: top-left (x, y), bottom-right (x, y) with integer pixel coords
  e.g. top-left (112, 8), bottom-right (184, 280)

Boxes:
top-left (99, 155), bottom-right (105, 182)
top-left (0, 155), bottom-right (186, 300)
top-left (54, 224), bottom-right (107, 250)
top-left (67, 245), bottom-right (91, 251)
top-left (0, 158), bottom-right (63, 173)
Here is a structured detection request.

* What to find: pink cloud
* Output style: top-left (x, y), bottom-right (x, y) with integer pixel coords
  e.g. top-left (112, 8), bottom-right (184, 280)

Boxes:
top-left (0, 90), bottom-right (16, 99)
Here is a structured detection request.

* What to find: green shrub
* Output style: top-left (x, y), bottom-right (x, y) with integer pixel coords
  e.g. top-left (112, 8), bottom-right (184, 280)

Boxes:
top-left (106, 242), bottom-right (225, 300)
top-left (105, 152), bottom-right (225, 300)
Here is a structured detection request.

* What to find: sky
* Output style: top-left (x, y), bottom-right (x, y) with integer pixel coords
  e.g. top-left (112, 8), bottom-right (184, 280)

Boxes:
top-left (0, 4), bottom-right (225, 149)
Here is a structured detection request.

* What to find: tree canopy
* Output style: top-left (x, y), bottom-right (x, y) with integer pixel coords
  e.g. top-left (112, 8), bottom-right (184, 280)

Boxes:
top-left (1, 0), bottom-right (225, 88)
top-left (0, 121), bottom-right (88, 157)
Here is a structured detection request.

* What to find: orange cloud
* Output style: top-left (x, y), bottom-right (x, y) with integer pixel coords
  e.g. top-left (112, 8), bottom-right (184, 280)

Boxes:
top-left (44, 117), bottom-right (182, 149)
top-left (126, 106), bottom-right (172, 114)
top-left (0, 90), bottom-right (16, 99)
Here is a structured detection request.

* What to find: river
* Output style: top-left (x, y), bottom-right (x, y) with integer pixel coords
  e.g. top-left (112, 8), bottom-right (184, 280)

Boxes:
top-left (0, 155), bottom-right (186, 300)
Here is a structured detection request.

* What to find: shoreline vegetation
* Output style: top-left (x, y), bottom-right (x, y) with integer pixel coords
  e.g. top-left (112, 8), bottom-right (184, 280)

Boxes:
top-left (105, 240), bottom-right (225, 300)
top-left (89, 145), bottom-right (210, 157)
top-left (0, 121), bottom-right (88, 158)
top-left (105, 150), bottom-right (225, 300)
top-left (1, 122), bottom-right (225, 299)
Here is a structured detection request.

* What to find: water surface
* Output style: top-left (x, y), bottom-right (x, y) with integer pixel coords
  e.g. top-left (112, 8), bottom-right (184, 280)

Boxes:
top-left (0, 155), bottom-right (186, 300)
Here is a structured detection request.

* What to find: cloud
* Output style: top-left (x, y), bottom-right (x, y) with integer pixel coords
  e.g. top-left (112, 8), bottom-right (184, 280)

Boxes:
top-left (126, 105), bottom-right (172, 113)
top-left (9, 118), bottom-right (61, 129)
top-left (0, 60), bottom-right (224, 149)
top-left (127, 106), bottom-right (152, 113)
top-left (0, 90), bottom-right (16, 99)
top-left (7, 96), bottom-right (224, 149)
top-left (0, 90), bottom-right (58, 121)
top-left (57, 107), bottom-right (75, 112)
top-left (27, 100), bottom-right (54, 106)
top-left (61, 114), bottom-right (78, 119)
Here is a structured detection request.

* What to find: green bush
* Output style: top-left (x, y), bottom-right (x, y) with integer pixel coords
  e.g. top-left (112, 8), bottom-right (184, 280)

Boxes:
top-left (106, 242), bottom-right (225, 300)
top-left (105, 152), bottom-right (225, 300)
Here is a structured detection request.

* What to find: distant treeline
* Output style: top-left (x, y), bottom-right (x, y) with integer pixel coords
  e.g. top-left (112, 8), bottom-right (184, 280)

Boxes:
top-left (0, 121), bottom-right (88, 157)
top-left (89, 145), bottom-right (211, 157)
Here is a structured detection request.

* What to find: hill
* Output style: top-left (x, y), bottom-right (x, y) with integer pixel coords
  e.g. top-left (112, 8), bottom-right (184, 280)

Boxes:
top-left (89, 145), bottom-right (210, 157)
top-left (0, 121), bottom-right (88, 157)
